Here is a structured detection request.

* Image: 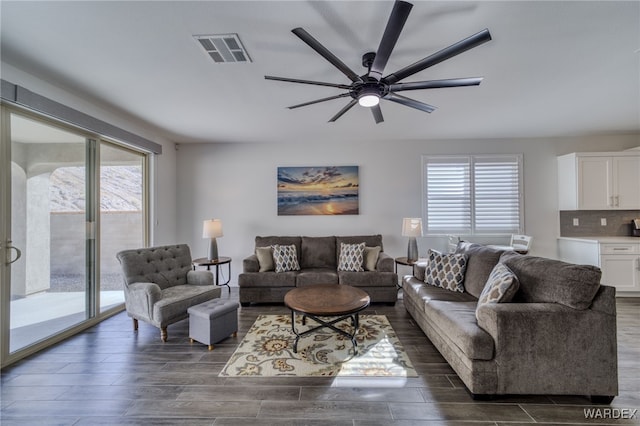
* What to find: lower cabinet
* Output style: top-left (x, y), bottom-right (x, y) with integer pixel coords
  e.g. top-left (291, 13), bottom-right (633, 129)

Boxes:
top-left (600, 254), bottom-right (640, 292)
top-left (558, 238), bottom-right (640, 295)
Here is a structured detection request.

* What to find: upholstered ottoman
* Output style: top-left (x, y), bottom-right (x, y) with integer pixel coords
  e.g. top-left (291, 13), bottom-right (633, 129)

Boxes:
top-left (188, 299), bottom-right (239, 350)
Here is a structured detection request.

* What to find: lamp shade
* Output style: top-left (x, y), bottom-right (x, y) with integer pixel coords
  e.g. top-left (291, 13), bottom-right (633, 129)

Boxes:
top-left (402, 218), bottom-right (423, 237)
top-left (202, 219), bottom-right (223, 238)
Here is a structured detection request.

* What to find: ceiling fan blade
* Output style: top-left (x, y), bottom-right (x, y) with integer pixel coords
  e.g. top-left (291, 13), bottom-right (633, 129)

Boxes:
top-left (385, 92), bottom-right (436, 113)
top-left (369, 0), bottom-right (413, 81)
top-left (266, 76), bottom-right (352, 90)
top-left (329, 99), bottom-right (358, 122)
top-left (385, 28), bottom-right (492, 84)
top-left (389, 77), bottom-right (483, 92)
top-left (371, 104), bottom-right (384, 124)
top-left (292, 28), bottom-right (362, 83)
top-left (288, 93), bottom-right (352, 109)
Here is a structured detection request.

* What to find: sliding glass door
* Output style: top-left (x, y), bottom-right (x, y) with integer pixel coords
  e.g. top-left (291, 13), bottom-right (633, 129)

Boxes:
top-left (6, 112), bottom-right (92, 353)
top-left (99, 142), bottom-right (146, 312)
top-left (1, 107), bottom-right (149, 366)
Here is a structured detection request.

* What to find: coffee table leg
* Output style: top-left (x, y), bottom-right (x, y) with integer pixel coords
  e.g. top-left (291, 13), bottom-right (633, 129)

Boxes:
top-left (291, 310), bottom-right (300, 353)
top-left (289, 311), bottom-right (362, 355)
top-left (351, 313), bottom-right (359, 355)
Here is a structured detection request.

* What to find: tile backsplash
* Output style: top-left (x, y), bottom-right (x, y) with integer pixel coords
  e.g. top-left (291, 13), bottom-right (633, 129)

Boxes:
top-left (559, 210), bottom-right (640, 237)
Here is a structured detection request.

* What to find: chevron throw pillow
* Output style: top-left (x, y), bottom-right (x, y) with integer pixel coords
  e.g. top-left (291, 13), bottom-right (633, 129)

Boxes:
top-left (272, 244), bottom-right (300, 273)
top-left (338, 242), bottom-right (366, 272)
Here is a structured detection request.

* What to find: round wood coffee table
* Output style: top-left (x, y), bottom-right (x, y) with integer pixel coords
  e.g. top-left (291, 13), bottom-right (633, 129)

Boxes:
top-left (284, 284), bottom-right (370, 354)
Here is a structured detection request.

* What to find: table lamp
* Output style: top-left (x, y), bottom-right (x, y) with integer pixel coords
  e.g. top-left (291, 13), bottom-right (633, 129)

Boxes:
top-left (402, 218), bottom-right (423, 262)
top-left (202, 219), bottom-right (223, 261)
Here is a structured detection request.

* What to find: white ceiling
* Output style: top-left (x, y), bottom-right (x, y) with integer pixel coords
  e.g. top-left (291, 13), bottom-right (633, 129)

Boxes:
top-left (1, 1), bottom-right (639, 144)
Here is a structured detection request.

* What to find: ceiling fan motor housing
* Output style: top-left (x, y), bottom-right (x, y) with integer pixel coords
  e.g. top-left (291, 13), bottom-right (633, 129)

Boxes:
top-left (351, 79), bottom-right (388, 101)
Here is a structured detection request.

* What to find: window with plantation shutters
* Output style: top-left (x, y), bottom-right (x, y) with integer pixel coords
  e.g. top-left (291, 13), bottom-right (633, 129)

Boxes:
top-left (423, 155), bottom-right (523, 235)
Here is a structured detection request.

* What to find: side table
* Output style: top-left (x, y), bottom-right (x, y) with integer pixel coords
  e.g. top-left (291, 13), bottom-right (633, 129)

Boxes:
top-left (394, 256), bottom-right (418, 274)
top-left (394, 257), bottom-right (419, 290)
top-left (192, 256), bottom-right (232, 293)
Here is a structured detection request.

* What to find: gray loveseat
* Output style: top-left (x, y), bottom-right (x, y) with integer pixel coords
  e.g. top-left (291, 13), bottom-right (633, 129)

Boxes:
top-left (402, 242), bottom-right (618, 402)
top-left (117, 244), bottom-right (221, 341)
top-left (239, 235), bottom-right (397, 306)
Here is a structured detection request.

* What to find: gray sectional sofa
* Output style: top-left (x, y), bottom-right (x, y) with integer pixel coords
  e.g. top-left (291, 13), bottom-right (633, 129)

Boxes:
top-left (402, 242), bottom-right (618, 402)
top-left (239, 235), bottom-right (397, 306)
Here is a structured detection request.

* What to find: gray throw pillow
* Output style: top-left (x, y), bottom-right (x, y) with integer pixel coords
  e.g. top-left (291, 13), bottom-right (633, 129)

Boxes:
top-left (476, 262), bottom-right (520, 321)
top-left (364, 246), bottom-right (381, 271)
top-left (255, 246), bottom-right (274, 272)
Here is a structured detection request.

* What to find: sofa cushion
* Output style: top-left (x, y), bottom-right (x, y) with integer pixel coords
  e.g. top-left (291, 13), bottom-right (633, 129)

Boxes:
top-left (301, 236), bottom-right (336, 269)
top-left (364, 246), bottom-right (381, 271)
top-left (425, 249), bottom-right (467, 292)
top-left (273, 244), bottom-right (301, 273)
top-left (455, 242), bottom-right (506, 298)
top-left (153, 284), bottom-right (219, 325)
top-left (296, 269), bottom-right (339, 286)
top-left (425, 300), bottom-right (495, 360)
top-left (500, 252), bottom-right (602, 310)
top-left (403, 276), bottom-right (478, 303)
top-left (238, 271), bottom-right (298, 288)
top-left (476, 263), bottom-right (520, 320)
top-left (338, 242), bottom-right (365, 272)
top-left (339, 270), bottom-right (397, 287)
top-left (255, 246), bottom-right (274, 272)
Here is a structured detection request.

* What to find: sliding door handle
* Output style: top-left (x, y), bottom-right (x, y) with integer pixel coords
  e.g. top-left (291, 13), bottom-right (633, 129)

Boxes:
top-left (6, 241), bottom-right (22, 265)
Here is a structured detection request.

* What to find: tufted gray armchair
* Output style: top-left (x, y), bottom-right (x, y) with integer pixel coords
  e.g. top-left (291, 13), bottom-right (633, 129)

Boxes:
top-left (116, 244), bottom-right (221, 341)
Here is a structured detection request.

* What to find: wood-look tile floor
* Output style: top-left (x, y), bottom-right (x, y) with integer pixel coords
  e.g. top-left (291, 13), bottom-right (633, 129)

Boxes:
top-left (1, 289), bottom-right (639, 425)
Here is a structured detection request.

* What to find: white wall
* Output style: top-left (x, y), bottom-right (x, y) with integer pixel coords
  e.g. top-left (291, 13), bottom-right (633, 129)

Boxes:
top-left (1, 62), bottom-right (178, 244)
top-left (176, 134), bottom-right (640, 285)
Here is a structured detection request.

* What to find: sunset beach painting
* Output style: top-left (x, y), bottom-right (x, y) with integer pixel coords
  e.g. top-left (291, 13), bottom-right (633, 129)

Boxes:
top-left (277, 166), bottom-right (359, 215)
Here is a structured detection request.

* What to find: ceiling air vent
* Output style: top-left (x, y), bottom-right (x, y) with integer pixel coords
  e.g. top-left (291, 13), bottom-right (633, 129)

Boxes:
top-left (194, 34), bottom-right (251, 63)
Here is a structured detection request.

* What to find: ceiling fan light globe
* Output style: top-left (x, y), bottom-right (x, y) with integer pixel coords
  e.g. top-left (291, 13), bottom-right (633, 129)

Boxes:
top-left (358, 94), bottom-right (380, 107)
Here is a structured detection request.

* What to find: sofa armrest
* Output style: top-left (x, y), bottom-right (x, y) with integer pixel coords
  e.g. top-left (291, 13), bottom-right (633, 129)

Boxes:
top-left (243, 254), bottom-right (259, 273)
top-left (127, 282), bottom-right (162, 320)
top-left (476, 302), bottom-right (617, 394)
top-left (376, 252), bottom-right (394, 272)
top-left (187, 270), bottom-right (214, 286)
top-left (412, 261), bottom-right (428, 282)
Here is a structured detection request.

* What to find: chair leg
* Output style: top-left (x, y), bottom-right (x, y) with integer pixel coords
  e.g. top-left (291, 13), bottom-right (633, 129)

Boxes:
top-left (132, 318), bottom-right (138, 331)
top-left (160, 327), bottom-right (168, 342)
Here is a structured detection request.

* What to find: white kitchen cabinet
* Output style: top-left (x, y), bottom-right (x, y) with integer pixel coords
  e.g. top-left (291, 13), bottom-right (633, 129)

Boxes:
top-left (600, 254), bottom-right (639, 292)
top-left (558, 237), bottom-right (640, 295)
top-left (557, 152), bottom-right (640, 210)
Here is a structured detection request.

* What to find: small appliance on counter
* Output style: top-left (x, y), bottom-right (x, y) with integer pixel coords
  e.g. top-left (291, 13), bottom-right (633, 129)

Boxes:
top-left (633, 219), bottom-right (640, 237)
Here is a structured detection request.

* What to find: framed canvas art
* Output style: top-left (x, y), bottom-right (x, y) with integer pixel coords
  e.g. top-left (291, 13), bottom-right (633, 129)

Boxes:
top-left (277, 166), bottom-right (359, 215)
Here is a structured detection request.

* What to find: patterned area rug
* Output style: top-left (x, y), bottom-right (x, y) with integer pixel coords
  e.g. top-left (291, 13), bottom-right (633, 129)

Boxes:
top-left (219, 314), bottom-right (417, 377)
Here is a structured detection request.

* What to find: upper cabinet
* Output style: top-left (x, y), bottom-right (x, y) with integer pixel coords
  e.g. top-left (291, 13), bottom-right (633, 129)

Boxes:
top-left (558, 152), bottom-right (640, 210)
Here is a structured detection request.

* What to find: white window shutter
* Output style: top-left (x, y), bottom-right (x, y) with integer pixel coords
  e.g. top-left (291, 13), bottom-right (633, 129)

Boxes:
top-left (423, 155), bottom-right (523, 236)
top-left (474, 156), bottom-right (522, 234)
top-left (424, 157), bottom-right (472, 234)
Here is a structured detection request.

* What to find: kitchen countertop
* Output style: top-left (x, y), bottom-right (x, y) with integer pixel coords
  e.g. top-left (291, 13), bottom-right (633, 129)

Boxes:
top-left (558, 236), bottom-right (640, 243)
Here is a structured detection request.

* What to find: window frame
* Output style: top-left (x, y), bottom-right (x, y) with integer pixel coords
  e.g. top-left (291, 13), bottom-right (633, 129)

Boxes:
top-left (422, 154), bottom-right (524, 236)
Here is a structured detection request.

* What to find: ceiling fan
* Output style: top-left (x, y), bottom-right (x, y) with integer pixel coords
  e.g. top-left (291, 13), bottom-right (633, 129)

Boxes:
top-left (265, 0), bottom-right (492, 124)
